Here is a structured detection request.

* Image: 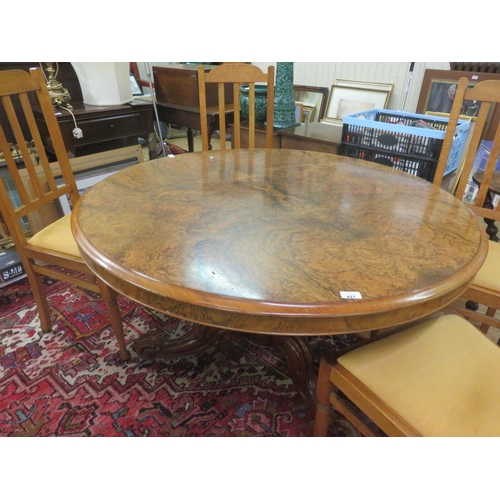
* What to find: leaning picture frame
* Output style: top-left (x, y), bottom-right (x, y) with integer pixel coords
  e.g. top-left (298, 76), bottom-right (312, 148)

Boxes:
top-left (293, 85), bottom-right (329, 121)
top-left (416, 69), bottom-right (500, 142)
top-left (334, 78), bottom-right (394, 95)
top-left (323, 85), bottom-right (390, 123)
top-left (295, 102), bottom-right (304, 123)
top-left (58, 171), bottom-right (116, 215)
top-left (301, 104), bottom-right (316, 124)
top-left (55, 150), bottom-right (141, 215)
top-left (130, 74), bottom-right (143, 96)
top-left (422, 79), bottom-right (480, 118)
top-left (426, 111), bottom-right (475, 193)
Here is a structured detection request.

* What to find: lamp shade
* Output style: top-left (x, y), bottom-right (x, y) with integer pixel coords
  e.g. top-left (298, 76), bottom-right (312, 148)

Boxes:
top-left (71, 62), bottom-right (133, 106)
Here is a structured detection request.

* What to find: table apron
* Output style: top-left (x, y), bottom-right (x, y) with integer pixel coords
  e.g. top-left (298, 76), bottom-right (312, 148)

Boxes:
top-left (86, 258), bottom-right (474, 336)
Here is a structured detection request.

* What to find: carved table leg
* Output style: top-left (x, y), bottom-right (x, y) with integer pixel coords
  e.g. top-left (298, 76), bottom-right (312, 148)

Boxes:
top-left (134, 324), bottom-right (226, 361)
top-left (207, 119), bottom-right (218, 151)
top-left (329, 416), bottom-right (363, 437)
top-left (483, 192), bottom-right (499, 242)
top-left (465, 192), bottom-right (498, 312)
top-left (246, 334), bottom-right (317, 409)
top-left (187, 128), bottom-right (195, 152)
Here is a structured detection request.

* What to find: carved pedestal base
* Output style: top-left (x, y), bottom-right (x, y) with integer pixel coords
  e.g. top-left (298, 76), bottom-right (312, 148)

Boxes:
top-left (133, 325), bottom-right (319, 409)
top-left (133, 324), bottom-right (227, 360)
top-left (245, 334), bottom-right (317, 409)
top-left (330, 416), bottom-right (363, 437)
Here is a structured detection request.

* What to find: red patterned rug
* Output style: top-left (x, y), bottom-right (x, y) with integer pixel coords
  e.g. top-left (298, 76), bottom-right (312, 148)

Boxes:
top-left (0, 273), bottom-right (361, 437)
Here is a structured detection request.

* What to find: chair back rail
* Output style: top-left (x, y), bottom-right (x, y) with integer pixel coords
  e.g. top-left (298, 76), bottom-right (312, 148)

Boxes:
top-left (434, 77), bottom-right (500, 336)
top-left (0, 68), bottom-right (79, 244)
top-left (197, 63), bottom-right (275, 151)
top-left (435, 77), bottom-right (500, 223)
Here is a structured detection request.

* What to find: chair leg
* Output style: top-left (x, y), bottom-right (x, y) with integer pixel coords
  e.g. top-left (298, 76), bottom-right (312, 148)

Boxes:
top-left (313, 358), bottom-right (333, 436)
top-left (28, 267), bottom-right (53, 333)
top-left (480, 307), bottom-right (496, 335)
top-left (98, 281), bottom-right (129, 361)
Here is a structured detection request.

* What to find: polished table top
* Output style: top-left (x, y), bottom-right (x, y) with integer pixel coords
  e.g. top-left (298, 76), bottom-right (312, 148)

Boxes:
top-left (72, 149), bottom-right (487, 337)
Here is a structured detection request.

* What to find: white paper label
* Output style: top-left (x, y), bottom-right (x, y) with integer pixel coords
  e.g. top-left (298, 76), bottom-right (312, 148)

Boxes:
top-left (340, 291), bottom-right (362, 299)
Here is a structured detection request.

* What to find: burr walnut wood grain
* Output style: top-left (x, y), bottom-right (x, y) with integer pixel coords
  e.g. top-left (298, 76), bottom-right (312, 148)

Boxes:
top-left (71, 149), bottom-right (487, 405)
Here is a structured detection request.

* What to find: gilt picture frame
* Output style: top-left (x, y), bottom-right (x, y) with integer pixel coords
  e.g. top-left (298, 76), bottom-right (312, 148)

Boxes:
top-left (334, 78), bottom-right (394, 96)
top-left (323, 85), bottom-right (390, 124)
top-left (301, 104), bottom-right (316, 124)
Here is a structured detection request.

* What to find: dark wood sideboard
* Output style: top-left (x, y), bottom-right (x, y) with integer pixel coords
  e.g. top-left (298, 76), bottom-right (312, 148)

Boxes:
top-left (0, 62), bottom-right (154, 158)
top-left (33, 101), bottom-right (154, 157)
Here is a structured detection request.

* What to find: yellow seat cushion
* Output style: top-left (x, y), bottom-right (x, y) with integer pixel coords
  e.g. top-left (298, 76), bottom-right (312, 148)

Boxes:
top-left (473, 239), bottom-right (500, 291)
top-left (337, 314), bottom-right (500, 436)
top-left (27, 213), bottom-right (81, 257)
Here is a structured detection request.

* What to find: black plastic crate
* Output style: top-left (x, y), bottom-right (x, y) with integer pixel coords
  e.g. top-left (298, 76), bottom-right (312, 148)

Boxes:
top-left (340, 143), bottom-right (437, 180)
top-left (340, 109), bottom-right (470, 181)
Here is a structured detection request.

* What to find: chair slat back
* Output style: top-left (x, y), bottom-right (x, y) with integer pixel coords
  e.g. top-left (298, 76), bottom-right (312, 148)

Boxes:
top-left (197, 63), bottom-right (275, 151)
top-left (0, 67), bottom-right (79, 245)
top-left (435, 77), bottom-right (500, 223)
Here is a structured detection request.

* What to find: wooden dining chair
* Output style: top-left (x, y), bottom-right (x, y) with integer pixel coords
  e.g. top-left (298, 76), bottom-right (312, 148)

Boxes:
top-left (197, 63), bottom-right (275, 151)
top-left (0, 67), bottom-right (129, 360)
top-left (313, 78), bottom-right (500, 437)
top-left (433, 77), bottom-right (500, 338)
top-left (314, 314), bottom-right (500, 436)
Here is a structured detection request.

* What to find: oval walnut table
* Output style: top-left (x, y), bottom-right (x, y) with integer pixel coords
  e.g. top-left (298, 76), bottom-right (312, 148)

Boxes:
top-left (71, 149), bottom-right (488, 408)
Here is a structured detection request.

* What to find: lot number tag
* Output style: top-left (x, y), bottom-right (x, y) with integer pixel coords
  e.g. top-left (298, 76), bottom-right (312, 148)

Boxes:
top-left (340, 291), bottom-right (362, 299)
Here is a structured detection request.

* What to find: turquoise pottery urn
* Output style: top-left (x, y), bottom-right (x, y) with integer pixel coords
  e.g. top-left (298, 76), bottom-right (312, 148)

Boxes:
top-left (239, 85), bottom-right (268, 124)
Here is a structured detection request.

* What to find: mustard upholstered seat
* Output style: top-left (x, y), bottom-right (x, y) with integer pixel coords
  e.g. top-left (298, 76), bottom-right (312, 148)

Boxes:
top-left (314, 314), bottom-right (500, 437)
top-left (27, 213), bottom-right (80, 257)
top-left (471, 240), bottom-right (500, 291)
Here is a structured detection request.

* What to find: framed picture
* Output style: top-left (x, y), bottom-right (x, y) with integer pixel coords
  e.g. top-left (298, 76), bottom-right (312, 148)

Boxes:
top-left (130, 74), bottom-right (143, 96)
top-left (426, 111), bottom-right (478, 193)
top-left (301, 104), bottom-right (316, 124)
top-left (422, 79), bottom-right (480, 118)
top-left (295, 102), bottom-right (303, 123)
top-left (334, 78), bottom-right (394, 95)
top-left (56, 151), bottom-right (140, 215)
top-left (293, 85), bottom-right (329, 121)
top-left (58, 171), bottom-right (116, 215)
top-left (416, 69), bottom-right (500, 141)
top-left (0, 169), bottom-right (30, 234)
top-left (323, 85), bottom-right (391, 123)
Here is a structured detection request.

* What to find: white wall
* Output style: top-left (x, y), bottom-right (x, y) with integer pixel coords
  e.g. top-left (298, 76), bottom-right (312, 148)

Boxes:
top-left (252, 62), bottom-right (451, 113)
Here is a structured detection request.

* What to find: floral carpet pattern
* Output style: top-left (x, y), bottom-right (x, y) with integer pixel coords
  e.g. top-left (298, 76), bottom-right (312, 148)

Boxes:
top-left (0, 273), bottom-right (361, 437)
